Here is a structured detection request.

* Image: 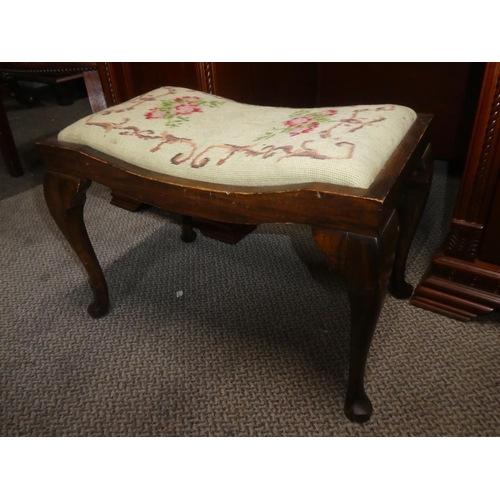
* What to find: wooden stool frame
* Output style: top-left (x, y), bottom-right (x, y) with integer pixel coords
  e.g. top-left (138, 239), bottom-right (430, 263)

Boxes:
top-left (38, 114), bottom-right (433, 423)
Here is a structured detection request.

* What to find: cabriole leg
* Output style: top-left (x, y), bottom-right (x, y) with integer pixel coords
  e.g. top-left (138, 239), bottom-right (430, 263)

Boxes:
top-left (314, 211), bottom-right (399, 422)
top-left (44, 171), bottom-right (109, 318)
top-left (390, 144), bottom-right (434, 299)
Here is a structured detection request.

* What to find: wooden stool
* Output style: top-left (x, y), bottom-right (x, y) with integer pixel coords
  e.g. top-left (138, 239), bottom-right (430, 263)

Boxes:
top-left (38, 87), bottom-right (433, 422)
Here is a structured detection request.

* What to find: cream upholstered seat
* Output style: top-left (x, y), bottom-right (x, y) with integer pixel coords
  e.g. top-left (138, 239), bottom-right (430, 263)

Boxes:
top-left (58, 86), bottom-right (417, 190)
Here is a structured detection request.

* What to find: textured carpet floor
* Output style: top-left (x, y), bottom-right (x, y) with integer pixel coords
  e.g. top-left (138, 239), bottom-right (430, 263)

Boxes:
top-left (1, 163), bottom-right (499, 436)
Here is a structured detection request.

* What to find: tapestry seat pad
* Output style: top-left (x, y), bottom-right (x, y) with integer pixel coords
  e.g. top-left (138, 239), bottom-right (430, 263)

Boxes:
top-left (58, 86), bottom-right (417, 190)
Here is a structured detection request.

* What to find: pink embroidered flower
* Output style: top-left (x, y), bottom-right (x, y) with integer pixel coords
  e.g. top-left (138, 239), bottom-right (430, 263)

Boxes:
top-left (172, 104), bottom-right (202, 115)
top-left (316, 109), bottom-right (338, 116)
top-left (145, 108), bottom-right (167, 119)
top-left (290, 122), bottom-right (319, 136)
top-left (284, 116), bottom-right (312, 127)
top-left (175, 96), bottom-right (202, 103)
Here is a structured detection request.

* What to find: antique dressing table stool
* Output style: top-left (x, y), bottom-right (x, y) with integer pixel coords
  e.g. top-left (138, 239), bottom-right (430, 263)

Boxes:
top-left (38, 87), bottom-right (433, 422)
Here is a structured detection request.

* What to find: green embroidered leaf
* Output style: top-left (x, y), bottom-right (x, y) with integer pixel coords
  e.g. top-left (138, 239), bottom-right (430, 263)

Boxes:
top-left (255, 130), bottom-right (278, 141)
top-left (154, 97), bottom-right (226, 130)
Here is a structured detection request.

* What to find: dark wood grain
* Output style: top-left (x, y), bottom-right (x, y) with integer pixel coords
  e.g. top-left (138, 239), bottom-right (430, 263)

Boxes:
top-left (313, 210), bottom-right (399, 422)
top-left (128, 62), bottom-right (200, 97)
top-left (83, 71), bottom-right (107, 113)
top-left (191, 218), bottom-right (257, 245)
top-left (390, 144), bottom-right (434, 298)
top-left (211, 62), bottom-right (318, 107)
top-left (43, 171), bottom-right (109, 317)
top-left (411, 63), bottom-right (500, 321)
top-left (478, 173), bottom-right (500, 265)
top-left (110, 192), bottom-right (144, 212)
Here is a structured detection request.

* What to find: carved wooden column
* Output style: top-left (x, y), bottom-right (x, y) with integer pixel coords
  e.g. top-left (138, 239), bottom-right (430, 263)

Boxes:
top-left (410, 62), bottom-right (500, 321)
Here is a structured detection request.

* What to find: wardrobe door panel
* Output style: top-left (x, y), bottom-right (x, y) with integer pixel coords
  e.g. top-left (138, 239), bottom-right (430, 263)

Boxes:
top-left (212, 62), bottom-right (318, 107)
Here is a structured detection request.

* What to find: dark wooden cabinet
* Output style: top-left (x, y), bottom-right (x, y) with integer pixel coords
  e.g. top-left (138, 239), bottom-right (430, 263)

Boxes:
top-left (479, 175), bottom-right (500, 266)
top-left (411, 62), bottom-right (500, 320)
top-left (208, 62), bottom-right (319, 107)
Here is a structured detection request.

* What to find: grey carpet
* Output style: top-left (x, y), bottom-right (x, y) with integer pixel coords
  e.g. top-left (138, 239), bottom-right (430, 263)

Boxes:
top-left (1, 162), bottom-right (499, 436)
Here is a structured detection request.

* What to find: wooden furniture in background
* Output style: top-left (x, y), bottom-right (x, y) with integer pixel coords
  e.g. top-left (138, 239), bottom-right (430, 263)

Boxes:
top-left (0, 63), bottom-right (106, 177)
top-left (410, 62), bottom-right (500, 321)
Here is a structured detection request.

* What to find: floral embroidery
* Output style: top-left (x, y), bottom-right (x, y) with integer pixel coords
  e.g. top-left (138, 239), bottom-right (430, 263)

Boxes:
top-left (173, 103), bottom-right (202, 115)
top-left (101, 87), bottom-right (178, 115)
top-left (84, 87), bottom-right (397, 172)
top-left (256, 109), bottom-right (338, 141)
top-left (86, 114), bottom-right (355, 167)
top-left (290, 121), bottom-right (319, 136)
top-left (145, 95), bottom-right (225, 128)
top-left (285, 116), bottom-right (314, 127)
top-left (145, 108), bottom-right (167, 119)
